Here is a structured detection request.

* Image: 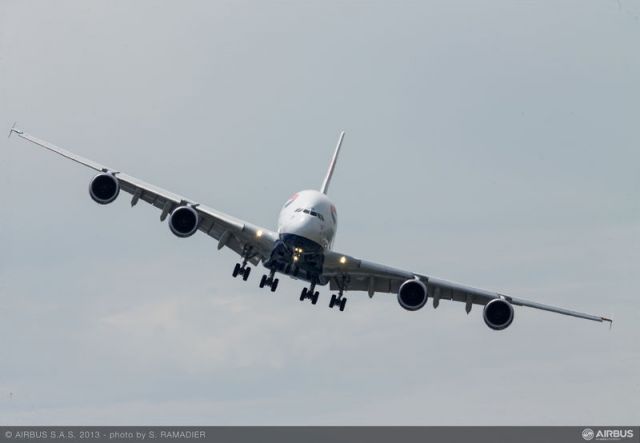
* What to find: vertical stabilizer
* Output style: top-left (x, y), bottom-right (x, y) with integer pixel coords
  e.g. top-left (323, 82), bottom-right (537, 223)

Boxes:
top-left (320, 131), bottom-right (345, 195)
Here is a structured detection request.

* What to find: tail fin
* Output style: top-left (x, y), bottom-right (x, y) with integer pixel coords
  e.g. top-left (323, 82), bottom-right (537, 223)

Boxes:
top-left (320, 131), bottom-right (345, 195)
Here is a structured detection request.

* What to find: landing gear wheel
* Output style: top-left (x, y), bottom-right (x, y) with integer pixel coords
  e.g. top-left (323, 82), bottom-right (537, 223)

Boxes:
top-left (242, 266), bottom-right (251, 281)
top-left (259, 274), bottom-right (267, 288)
top-left (311, 291), bottom-right (319, 305)
top-left (232, 263), bottom-right (241, 278)
top-left (329, 293), bottom-right (347, 311)
top-left (270, 278), bottom-right (279, 292)
top-left (300, 287), bottom-right (308, 301)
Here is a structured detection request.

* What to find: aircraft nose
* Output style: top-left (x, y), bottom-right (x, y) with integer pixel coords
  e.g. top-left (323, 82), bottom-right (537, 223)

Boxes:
top-left (287, 213), bottom-right (318, 233)
top-left (294, 214), bottom-right (314, 228)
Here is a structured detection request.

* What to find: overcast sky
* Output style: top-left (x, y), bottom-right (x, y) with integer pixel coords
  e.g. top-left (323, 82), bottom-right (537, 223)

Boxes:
top-left (0, 0), bottom-right (638, 425)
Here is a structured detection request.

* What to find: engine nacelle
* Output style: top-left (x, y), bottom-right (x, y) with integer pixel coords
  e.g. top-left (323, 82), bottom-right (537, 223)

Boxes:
top-left (483, 298), bottom-right (514, 330)
top-left (168, 205), bottom-right (199, 238)
top-left (397, 279), bottom-right (428, 311)
top-left (89, 173), bottom-right (120, 204)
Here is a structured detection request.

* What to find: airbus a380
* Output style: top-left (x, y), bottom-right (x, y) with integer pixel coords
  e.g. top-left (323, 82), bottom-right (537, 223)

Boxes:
top-left (10, 125), bottom-right (612, 330)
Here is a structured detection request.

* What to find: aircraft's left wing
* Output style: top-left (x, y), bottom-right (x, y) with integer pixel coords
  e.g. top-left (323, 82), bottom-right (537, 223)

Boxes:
top-left (10, 127), bottom-right (278, 264)
top-left (322, 250), bottom-right (612, 325)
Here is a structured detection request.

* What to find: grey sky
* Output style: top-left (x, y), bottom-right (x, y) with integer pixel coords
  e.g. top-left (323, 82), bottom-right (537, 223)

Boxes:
top-left (1, 0), bottom-right (638, 425)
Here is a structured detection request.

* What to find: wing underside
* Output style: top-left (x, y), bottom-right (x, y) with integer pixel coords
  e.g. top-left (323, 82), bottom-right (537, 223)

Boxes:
top-left (11, 127), bottom-right (277, 264)
top-left (322, 250), bottom-right (612, 325)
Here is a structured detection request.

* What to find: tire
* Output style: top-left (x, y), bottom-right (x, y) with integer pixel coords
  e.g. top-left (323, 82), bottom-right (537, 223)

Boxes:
top-left (311, 292), bottom-right (319, 305)
top-left (271, 278), bottom-right (279, 292)
top-left (339, 298), bottom-right (346, 312)
top-left (329, 294), bottom-right (336, 308)
top-left (243, 267), bottom-right (251, 281)
top-left (232, 263), bottom-right (240, 278)
top-left (259, 275), bottom-right (266, 288)
top-left (300, 287), bottom-right (307, 301)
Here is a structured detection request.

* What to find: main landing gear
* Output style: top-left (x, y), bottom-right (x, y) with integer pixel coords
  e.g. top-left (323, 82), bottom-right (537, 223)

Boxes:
top-left (259, 269), bottom-right (279, 292)
top-left (232, 262), bottom-right (251, 281)
top-left (329, 290), bottom-right (347, 312)
top-left (232, 246), bottom-right (255, 282)
top-left (300, 282), bottom-right (319, 305)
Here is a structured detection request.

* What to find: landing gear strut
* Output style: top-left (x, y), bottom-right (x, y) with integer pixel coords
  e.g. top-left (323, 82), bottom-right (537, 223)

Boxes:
top-left (329, 278), bottom-right (347, 311)
top-left (259, 269), bottom-right (279, 292)
top-left (232, 246), bottom-right (255, 281)
top-left (300, 281), bottom-right (319, 305)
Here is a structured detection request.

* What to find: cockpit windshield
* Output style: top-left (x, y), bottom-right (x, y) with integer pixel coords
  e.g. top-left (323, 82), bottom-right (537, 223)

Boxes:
top-left (295, 208), bottom-right (325, 221)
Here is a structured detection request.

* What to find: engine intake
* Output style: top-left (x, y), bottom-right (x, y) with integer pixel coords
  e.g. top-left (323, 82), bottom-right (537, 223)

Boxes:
top-left (483, 298), bottom-right (514, 330)
top-left (89, 173), bottom-right (120, 204)
top-left (169, 206), bottom-right (199, 238)
top-left (397, 279), bottom-right (428, 311)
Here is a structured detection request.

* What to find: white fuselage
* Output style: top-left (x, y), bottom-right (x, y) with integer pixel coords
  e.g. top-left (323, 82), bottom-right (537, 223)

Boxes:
top-left (277, 189), bottom-right (337, 250)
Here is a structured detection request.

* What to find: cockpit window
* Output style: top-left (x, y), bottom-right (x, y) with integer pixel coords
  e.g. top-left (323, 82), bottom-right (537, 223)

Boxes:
top-left (296, 208), bottom-right (325, 221)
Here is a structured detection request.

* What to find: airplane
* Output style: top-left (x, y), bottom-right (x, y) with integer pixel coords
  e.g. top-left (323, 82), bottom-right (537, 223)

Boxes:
top-left (9, 124), bottom-right (612, 330)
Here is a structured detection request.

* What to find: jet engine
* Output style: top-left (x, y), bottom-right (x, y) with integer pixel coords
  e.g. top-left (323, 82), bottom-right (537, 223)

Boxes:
top-left (397, 279), bottom-right (428, 311)
top-left (89, 173), bottom-right (120, 204)
top-left (483, 298), bottom-right (514, 330)
top-left (168, 205), bottom-right (199, 238)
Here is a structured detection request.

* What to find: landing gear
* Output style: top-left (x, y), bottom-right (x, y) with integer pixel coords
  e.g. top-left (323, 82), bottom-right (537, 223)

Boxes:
top-left (259, 269), bottom-right (279, 292)
top-left (232, 262), bottom-right (251, 281)
top-left (300, 282), bottom-right (319, 305)
top-left (329, 291), bottom-right (347, 312)
top-left (232, 246), bottom-right (255, 282)
top-left (329, 275), bottom-right (348, 311)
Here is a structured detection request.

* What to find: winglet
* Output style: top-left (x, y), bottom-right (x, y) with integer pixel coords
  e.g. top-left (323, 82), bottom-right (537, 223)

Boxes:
top-left (8, 122), bottom-right (22, 138)
top-left (320, 131), bottom-right (345, 195)
top-left (603, 317), bottom-right (613, 330)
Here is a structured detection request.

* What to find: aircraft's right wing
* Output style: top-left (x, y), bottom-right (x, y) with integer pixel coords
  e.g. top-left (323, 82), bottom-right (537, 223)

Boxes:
top-left (321, 250), bottom-right (612, 325)
top-left (10, 127), bottom-right (278, 265)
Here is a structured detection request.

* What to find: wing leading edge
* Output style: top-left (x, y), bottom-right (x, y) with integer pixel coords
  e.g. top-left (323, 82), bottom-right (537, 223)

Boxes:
top-left (11, 127), bottom-right (278, 264)
top-left (322, 250), bottom-right (612, 326)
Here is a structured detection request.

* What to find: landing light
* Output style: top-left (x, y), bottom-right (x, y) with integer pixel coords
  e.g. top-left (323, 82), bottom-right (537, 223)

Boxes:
top-left (256, 230), bottom-right (263, 238)
top-left (340, 256), bottom-right (347, 264)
